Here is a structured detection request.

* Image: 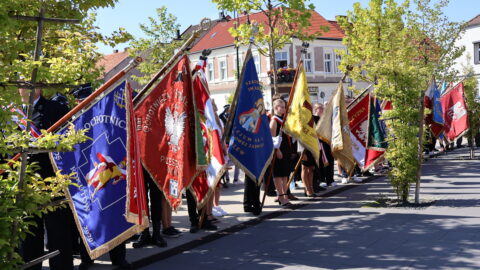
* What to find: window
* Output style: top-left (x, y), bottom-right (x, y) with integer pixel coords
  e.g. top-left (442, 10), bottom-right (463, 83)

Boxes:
top-left (275, 51), bottom-right (288, 69)
top-left (475, 42), bottom-right (480, 65)
top-left (253, 54), bottom-right (260, 73)
top-left (302, 52), bottom-right (313, 73)
top-left (334, 54), bottom-right (342, 73)
top-left (219, 60), bottom-right (227, 80)
top-left (324, 53), bottom-right (332, 73)
top-left (207, 63), bottom-right (214, 81)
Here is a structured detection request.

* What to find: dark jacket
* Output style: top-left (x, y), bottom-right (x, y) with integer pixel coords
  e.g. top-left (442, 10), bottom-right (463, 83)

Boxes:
top-left (29, 96), bottom-right (69, 178)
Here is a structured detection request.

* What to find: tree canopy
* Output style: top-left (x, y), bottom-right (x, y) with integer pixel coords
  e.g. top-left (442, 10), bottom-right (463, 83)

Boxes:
top-left (212, 0), bottom-right (319, 94)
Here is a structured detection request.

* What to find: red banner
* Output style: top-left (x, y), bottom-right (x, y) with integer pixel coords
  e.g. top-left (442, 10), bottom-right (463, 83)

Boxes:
top-left (347, 92), bottom-right (385, 171)
top-left (190, 70), bottom-right (226, 209)
top-left (348, 91), bottom-right (369, 169)
top-left (134, 55), bottom-right (198, 209)
top-left (441, 82), bottom-right (469, 142)
top-left (126, 82), bottom-right (148, 225)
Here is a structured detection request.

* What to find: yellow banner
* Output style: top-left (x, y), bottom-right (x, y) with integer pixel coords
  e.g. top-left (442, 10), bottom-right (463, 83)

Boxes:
top-left (316, 82), bottom-right (356, 175)
top-left (284, 63), bottom-right (319, 162)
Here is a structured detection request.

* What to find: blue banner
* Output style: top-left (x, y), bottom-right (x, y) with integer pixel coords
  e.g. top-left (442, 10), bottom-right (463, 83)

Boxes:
top-left (433, 83), bottom-right (444, 125)
top-left (51, 80), bottom-right (140, 259)
top-left (228, 52), bottom-right (273, 183)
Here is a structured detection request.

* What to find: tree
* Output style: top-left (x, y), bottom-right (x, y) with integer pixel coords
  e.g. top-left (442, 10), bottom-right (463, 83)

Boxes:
top-left (129, 6), bottom-right (182, 86)
top-left (0, 1), bottom-right (130, 268)
top-left (338, 0), bottom-right (462, 203)
top-left (211, 0), bottom-right (320, 95)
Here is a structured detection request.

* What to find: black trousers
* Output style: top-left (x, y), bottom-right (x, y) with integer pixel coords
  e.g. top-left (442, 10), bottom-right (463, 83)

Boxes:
top-left (264, 165), bottom-right (276, 195)
top-left (243, 175), bottom-right (260, 210)
top-left (319, 141), bottom-right (334, 185)
top-left (312, 163), bottom-right (323, 192)
top-left (186, 189), bottom-right (199, 226)
top-left (143, 167), bottom-right (163, 235)
top-left (20, 206), bottom-right (74, 270)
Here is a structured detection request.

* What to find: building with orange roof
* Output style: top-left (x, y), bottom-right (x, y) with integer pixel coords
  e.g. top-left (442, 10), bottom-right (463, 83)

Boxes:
top-left (188, 10), bottom-right (369, 110)
top-left (96, 48), bottom-right (143, 90)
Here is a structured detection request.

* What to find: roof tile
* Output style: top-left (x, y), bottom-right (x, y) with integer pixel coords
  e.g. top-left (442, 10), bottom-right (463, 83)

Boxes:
top-left (96, 50), bottom-right (129, 74)
top-left (191, 10), bottom-right (344, 53)
top-left (468, 14), bottom-right (480, 26)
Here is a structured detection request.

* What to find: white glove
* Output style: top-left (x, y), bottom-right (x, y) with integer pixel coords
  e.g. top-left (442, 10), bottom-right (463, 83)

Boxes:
top-left (272, 135), bottom-right (282, 149)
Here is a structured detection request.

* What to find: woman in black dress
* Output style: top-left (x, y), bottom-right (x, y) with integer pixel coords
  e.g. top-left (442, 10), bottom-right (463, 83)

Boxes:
top-left (270, 99), bottom-right (293, 206)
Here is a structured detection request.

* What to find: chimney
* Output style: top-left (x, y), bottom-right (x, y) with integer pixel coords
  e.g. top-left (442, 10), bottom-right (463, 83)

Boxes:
top-left (113, 49), bottom-right (119, 53)
top-left (219, 11), bottom-right (224, 20)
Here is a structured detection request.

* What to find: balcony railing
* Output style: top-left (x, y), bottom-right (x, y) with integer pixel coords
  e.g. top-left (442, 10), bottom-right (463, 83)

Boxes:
top-left (268, 68), bottom-right (296, 83)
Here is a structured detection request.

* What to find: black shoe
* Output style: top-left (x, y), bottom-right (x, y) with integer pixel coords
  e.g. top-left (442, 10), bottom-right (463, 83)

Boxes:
top-left (112, 259), bottom-right (132, 269)
top-left (151, 234), bottom-right (167, 247)
top-left (132, 233), bottom-right (151, 249)
top-left (252, 207), bottom-right (261, 216)
top-left (190, 224), bottom-right (199, 233)
top-left (78, 261), bottom-right (94, 270)
top-left (362, 171), bottom-right (374, 177)
top-left (162, 226), bottom-right (182, 238)
top-left (202, 220), bottom-right (218, 231)
top-left (244, 206), bottom-right (253, 212)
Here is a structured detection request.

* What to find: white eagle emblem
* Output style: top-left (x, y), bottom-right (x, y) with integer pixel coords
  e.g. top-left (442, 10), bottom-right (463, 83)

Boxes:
top-left (448, 101), bottom-right (466, 121)
top-left (165, 107), bottom-right (186, 152)
top-left (355, 120), bottom-right (368, 143)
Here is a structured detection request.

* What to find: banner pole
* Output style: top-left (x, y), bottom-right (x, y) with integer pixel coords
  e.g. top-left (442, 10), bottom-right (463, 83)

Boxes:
top-left (222, 48), bottom-right (252, 144)
top-left (134, 18), bottom-right (212, 105)
top-left (283, 151), bottom-right (304, 192)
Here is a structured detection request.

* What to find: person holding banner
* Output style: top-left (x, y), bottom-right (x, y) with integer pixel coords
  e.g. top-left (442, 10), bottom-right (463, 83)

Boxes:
top-left (315, 102), bottom-right (336, 189)
top-left (132, 167), bottom-right (167, 248)
top-left (270, 98), bottom-right (294, 206)
top-left (17, 87), bottom-right (73, 270)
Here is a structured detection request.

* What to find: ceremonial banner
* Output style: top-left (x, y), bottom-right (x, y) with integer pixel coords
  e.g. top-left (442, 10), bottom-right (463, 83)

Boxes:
top-left (190, 60), bottom-right (227, 209)
top-left (125, 83), bottom-right (149, 225)
top-left (365, 96), bottom-right (387, 169)
top-left (425, 79), bottom-right (444, 137)
top-left (317, 82), bottom-right (356, 175)
top-left (134, 55), bottom-right (205, 210)
top-left (227, 50), bottom-right (273, 183)
top-left (51, 80), bottom-right (146, 259)
top-left (283, 62), bottom-right (319, 162)
top-left (347, 90), bottom-right (370, 169)
top-left (431, 81), bottom-right (444, 137)
top-left (441, 82), bottom-right (469, 142)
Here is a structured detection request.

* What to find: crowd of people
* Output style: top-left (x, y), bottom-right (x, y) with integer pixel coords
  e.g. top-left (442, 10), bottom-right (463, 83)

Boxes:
top-left (18, 87), bottom-right (389, 270)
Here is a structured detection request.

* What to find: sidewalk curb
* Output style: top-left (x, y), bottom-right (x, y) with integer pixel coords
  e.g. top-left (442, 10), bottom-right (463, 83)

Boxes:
top-left (126, 175), bottom-right (381, 269)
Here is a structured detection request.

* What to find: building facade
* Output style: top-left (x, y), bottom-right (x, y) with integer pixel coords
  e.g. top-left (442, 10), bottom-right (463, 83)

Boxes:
top-left (188, 10), bottom-right (369, 110)
top-left (453, 14), bottom-right (480, 96)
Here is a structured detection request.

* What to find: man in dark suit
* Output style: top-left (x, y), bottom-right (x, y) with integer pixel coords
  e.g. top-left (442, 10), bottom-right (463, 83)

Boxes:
top-left (17, 87), bottom-right (74, 270)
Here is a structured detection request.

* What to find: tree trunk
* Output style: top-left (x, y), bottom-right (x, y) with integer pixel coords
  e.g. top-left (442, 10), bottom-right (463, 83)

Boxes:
top-left (415, 92), bottom-right (426, 204)
top-left (269, 42), bottom-right (277, 96)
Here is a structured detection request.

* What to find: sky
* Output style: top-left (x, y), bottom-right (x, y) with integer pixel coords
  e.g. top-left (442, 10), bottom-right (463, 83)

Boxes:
top-left (93, 0), bottom-right (479, 54)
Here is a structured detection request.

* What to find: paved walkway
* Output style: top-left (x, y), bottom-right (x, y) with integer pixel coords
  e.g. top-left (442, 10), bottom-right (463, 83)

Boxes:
top-left (45, 146), bottom-right (480, 269)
